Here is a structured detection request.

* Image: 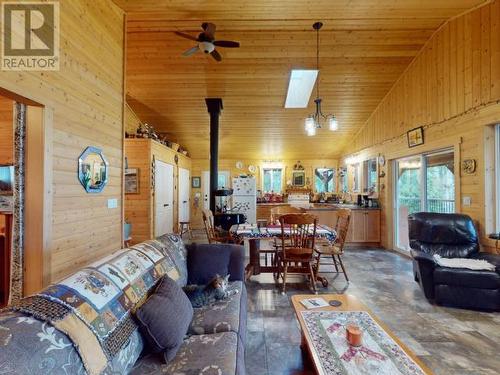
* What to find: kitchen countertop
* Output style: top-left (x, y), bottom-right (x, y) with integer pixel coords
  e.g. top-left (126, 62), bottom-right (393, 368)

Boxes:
top-left (257, 202), bottom-right (380, 210)
top-left (304, 203), bottom-right (380, 211)
top-left (256, 202), bottom-right (288, 206)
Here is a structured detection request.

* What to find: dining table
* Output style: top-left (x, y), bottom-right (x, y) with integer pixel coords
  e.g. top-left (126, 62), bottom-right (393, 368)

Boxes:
top-left (229, 223), bottom-right (337, 281)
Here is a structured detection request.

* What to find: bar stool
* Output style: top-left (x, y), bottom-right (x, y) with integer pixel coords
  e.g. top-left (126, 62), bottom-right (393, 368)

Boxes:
top-left (178, 221), bottom-right (193, 239)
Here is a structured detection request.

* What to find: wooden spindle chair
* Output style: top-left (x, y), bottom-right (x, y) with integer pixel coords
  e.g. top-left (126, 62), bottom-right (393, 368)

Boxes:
top-left (264, 205), bottom-right (304, 274)
top-left (202, 209), bottom-right (233, 244)
top-left (269, 205), bottom-right (303, 224)
top-left (277, 213), bottom-right (318, 293)
top-left (314, 209), bottom-right (351, 284)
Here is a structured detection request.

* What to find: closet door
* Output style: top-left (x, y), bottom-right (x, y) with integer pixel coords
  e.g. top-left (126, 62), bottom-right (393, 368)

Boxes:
top-left (155, 160), bottom-right (174, 236)
top-left (178, 167), bottom-right (190, 223)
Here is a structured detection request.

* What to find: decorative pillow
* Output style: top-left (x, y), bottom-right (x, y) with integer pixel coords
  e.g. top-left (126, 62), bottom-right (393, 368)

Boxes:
top-left (135, 276), bottom-right (193, 363)
top-left (186, 243), bottom-right (231, 284)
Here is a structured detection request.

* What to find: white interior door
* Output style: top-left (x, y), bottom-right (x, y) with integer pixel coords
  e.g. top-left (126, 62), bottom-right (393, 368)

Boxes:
top-left (202, 170), bottom-right (230, 210)
top-left (155, 160), bottom-right (174, 236)
top-left (178, 167), bottom-right (190, 223)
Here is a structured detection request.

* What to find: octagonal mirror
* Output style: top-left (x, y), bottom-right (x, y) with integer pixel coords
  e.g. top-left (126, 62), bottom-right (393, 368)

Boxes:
top-left (78, 146), bottom-right (108, 193)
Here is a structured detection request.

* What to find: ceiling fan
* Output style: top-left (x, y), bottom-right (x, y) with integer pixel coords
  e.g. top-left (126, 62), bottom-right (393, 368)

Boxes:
top-left (174, 22), bottom-right (240, 62)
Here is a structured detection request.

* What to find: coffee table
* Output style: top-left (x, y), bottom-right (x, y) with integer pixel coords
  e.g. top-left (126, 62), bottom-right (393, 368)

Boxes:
top-left (291, 294), bottom-right (432, 375)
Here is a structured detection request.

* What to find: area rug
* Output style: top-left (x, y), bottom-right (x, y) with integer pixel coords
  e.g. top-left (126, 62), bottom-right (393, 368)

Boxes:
top-left (301, 310), bottom-right (425, 375)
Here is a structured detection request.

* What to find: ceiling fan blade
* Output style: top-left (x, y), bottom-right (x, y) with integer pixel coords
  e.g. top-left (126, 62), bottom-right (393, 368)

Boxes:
top-left (213, 40), bottom-right (240, 48)
top-left (202, 22), bottom-right (216, 40)
top-left (174, 31), bottom-right (199, 42)
top-left (210, 49), bottom-right (222, 62)
top-left (182, 46), bottom-right (199, 56)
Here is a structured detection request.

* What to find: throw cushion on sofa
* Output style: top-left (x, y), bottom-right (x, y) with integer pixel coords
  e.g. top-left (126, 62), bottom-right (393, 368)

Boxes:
top-left (186, 243), bottom-right (232, 284)
top-left (135, 275), bottom-right (193, 363)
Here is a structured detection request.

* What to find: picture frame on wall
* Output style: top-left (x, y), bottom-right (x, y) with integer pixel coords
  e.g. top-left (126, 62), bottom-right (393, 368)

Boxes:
top-left (192, 176), bottom-right (201, 188)
top-left (292, 171), bottom-right (305, 186)
top-left (125, 168), bottom-right (139, 194)
top-left (407, 126), bottom-right (424, 148)
top-left (0, 165), bottom-right (14, 196)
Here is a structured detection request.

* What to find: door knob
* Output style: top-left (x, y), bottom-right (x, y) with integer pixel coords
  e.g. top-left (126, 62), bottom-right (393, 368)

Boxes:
top-left (183, 200), bottom-right (187, 203)
top-left (164, 204), bottom-right (169, 207)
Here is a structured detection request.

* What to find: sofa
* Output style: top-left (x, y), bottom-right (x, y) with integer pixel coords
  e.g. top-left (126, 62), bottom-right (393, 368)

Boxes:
top-left (409, 212), bottom-right (500, 311)
top-left (0, 235), bottom-right (247, 374)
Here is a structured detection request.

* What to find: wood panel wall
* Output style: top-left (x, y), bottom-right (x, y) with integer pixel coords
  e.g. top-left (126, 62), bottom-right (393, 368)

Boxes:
top-left (190, 158), bottom-right (338, 228)
top-left (125, 102), bottom-right (142, 135)
top-left (0, 97), bottom-right (13, 165)
top-left (342, 0), bottom-right (500, 252)
top-left (0, 0), bottom-right (125, 283)
top-left (124, 138), bottom-right (191, 244)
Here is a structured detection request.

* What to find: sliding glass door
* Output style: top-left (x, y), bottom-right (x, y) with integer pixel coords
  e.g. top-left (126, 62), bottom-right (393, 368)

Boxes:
top-left (394, 149), bottom-right (455, 251)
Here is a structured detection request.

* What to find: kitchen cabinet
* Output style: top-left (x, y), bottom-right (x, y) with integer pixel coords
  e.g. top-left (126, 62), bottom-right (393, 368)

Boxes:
top-left (258, 203), bottom-right (381, 246)
top-left (346, 210), bottom-right (380, 244)
top-left (256, 203), bottom-right (289, 222)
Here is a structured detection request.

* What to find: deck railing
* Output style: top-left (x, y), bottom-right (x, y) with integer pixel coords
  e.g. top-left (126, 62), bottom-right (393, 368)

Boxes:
top-left (398, 197), bottom-right (455, 214)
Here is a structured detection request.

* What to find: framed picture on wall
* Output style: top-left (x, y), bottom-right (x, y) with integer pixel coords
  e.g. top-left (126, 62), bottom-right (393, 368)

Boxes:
top-left (407, 126), bottom-right (424, 148)
top-left (125, 168), bottom-right (139, 194)
top-left (192, 176), bottom-right (201, 188)
top-left (292, 171), bottom-right (305, 186)
top-left (0, 165), bottom-right (14, 195)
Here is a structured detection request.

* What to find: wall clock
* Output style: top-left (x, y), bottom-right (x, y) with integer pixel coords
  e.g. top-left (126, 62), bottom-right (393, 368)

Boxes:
top-left (235, 161), bottom-right (243, 170)
top-left (248, 165), bottom-right (257, 174)
top-left (378, 155), bottom-right (386, 166)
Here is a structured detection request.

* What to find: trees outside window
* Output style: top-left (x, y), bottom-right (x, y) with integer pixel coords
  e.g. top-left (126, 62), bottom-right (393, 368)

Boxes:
top-left (315, 168), bottom-right (335, 193)
top-left (263, 168), bottom-right (282, 192)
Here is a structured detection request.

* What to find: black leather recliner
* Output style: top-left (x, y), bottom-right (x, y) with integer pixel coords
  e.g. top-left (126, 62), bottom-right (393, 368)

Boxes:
top-left (408, 212), bottom-right (500, 311)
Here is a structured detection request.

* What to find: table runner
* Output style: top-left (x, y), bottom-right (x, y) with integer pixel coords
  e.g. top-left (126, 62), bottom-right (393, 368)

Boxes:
top-left (230, 224), bottom-right (336, 243)
top-left (301, 310), bottom-right (425, 375)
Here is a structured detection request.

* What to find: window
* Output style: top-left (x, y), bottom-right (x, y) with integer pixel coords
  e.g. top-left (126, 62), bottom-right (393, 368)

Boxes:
top-left (218, 174), bottom-right (227, 188)
top-left (363, 159), bottom-right (377, 193)
top-left (352, 163), bottom-right (361, 192)
top-left (339, 167), bottom-right (347, 193)
top-left (394, 149), bottom-right (455, 251)
top-left (314, 168), bottom-right (335, 193)
top-left (263, 168), bottom-right (282, 193)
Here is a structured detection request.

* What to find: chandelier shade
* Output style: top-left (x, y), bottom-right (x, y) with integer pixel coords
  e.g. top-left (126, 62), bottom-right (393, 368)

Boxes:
top-left (303, 22), bottom-right (339, 135)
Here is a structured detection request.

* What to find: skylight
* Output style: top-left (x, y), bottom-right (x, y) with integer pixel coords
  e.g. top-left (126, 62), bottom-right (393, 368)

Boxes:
top-left (284, 69), bottom-right (318, 108)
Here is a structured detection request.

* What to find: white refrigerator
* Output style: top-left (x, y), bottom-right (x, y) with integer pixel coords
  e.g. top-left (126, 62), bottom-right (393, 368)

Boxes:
top-left (232, 177), bottom-right (257, 224)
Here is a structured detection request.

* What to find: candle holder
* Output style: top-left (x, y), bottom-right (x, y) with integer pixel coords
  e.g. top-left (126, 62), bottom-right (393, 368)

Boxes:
top-left (346, 324), bottom-right (363, 347)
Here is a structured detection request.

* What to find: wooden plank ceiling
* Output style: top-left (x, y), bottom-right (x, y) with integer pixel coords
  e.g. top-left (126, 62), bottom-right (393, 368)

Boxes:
top-left (117, 0), bottom-right (487, 159)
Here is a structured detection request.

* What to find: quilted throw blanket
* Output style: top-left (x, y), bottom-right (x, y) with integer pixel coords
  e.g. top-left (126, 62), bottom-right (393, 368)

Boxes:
top-left (9, 239), bottom-right (183, 375)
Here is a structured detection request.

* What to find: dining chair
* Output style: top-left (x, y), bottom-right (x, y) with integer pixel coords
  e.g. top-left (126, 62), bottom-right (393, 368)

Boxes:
top-left (202, 209), bottom-right (233, 244)
top-left (269, 205), bottom-right (304, 249)
top-left (277, 213), bottom-right (318, 294)
top-left (314, 208), bottom-right (351, 283)
top-left (256, 206), bottom-right (304, 273)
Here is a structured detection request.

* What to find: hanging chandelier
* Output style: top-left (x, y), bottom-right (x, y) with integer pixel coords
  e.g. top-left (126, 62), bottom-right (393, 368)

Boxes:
top-left (305, 22), bottom-right (338, 136)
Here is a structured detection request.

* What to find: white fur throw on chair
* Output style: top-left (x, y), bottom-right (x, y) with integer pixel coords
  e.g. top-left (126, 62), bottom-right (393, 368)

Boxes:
top-left (433, 254), bottom-right (496, 271)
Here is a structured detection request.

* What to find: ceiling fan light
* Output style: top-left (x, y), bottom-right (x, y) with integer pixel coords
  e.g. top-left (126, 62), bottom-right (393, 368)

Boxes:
top-left (199, 41), bottom-right (215, 54)
top-left (329, 116), bottom-right (339, 131)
